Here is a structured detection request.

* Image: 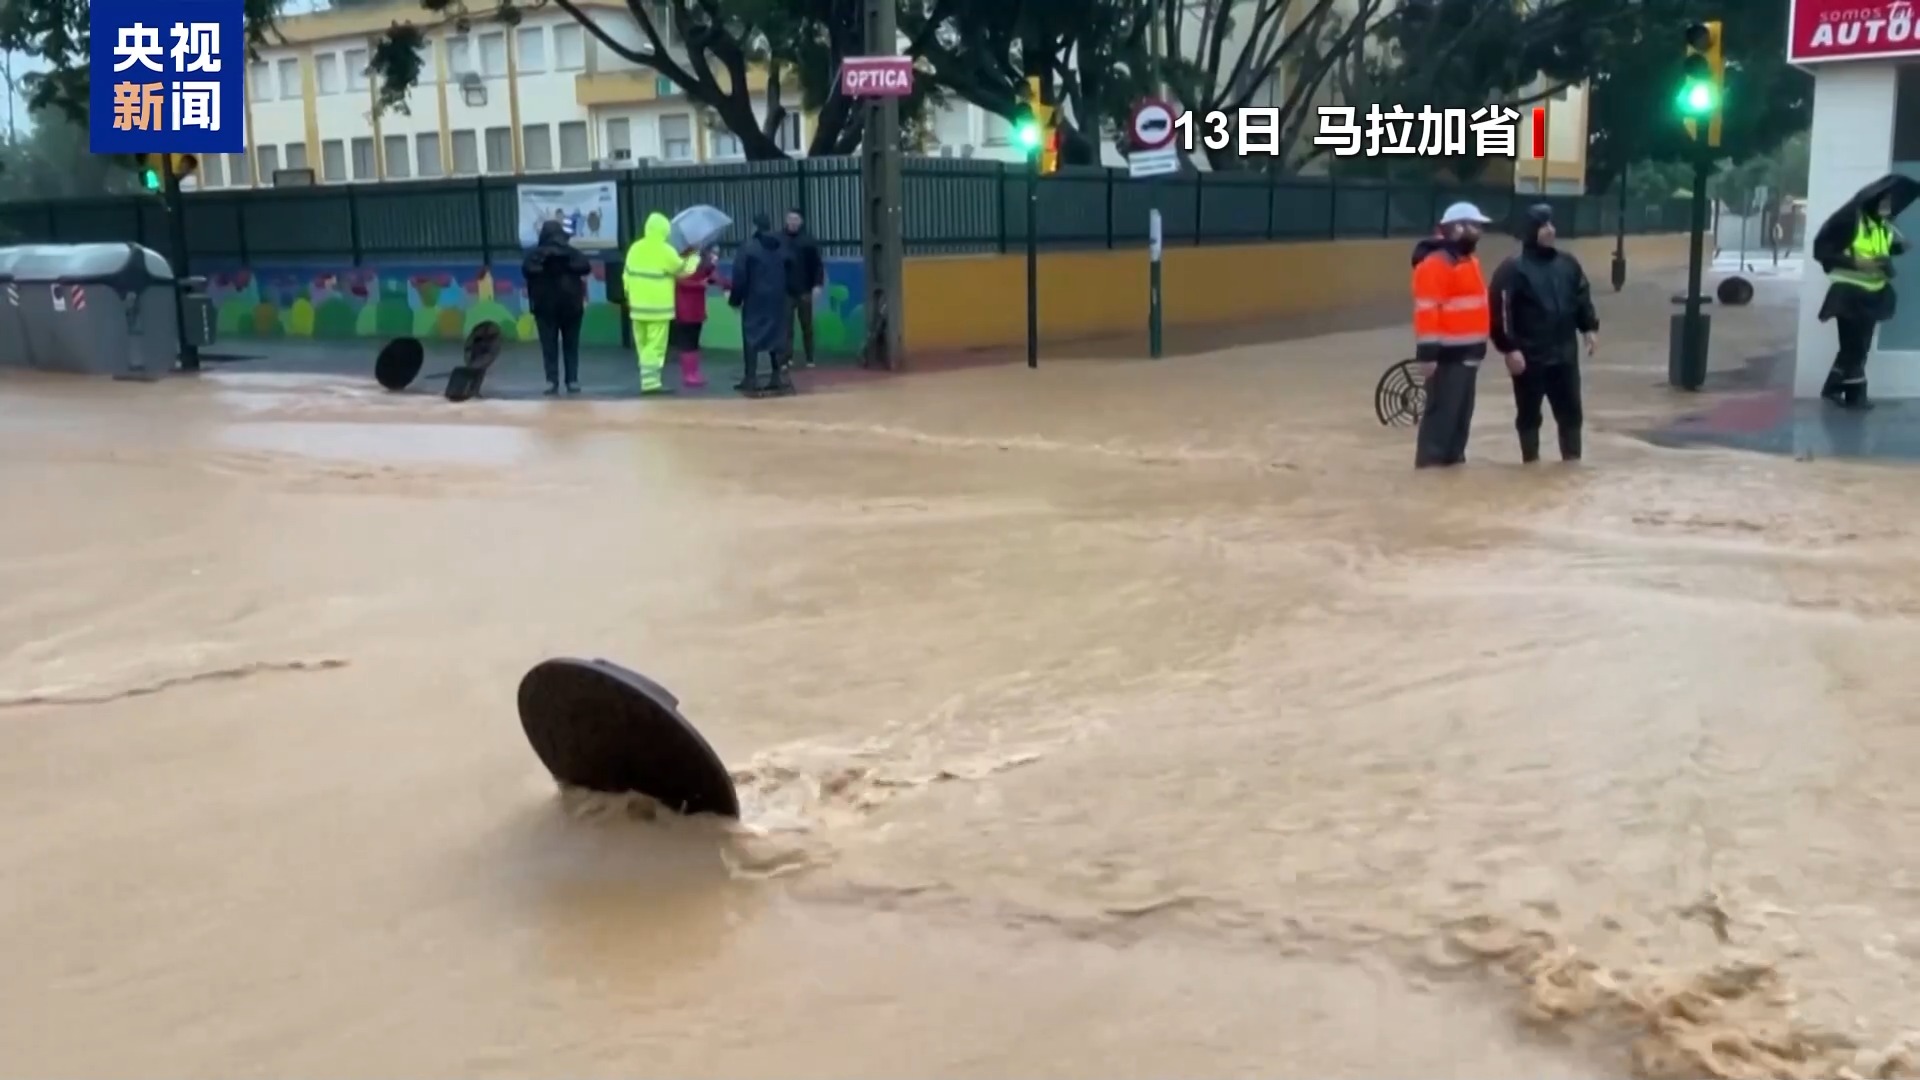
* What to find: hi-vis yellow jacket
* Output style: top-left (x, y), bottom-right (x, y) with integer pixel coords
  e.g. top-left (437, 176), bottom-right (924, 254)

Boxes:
top-left (621, 212), bottom-right (698, 321)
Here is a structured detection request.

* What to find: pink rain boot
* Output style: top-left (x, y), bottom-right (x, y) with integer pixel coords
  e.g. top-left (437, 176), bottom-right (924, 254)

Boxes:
top-left (681, 349), bottom-right (707, 389)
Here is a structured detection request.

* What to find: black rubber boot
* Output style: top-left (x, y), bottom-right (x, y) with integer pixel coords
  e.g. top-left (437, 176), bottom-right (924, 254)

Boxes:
top-left (1822, 367), bottom-right (1848, 406)
top-left (1518, 429), bottom-right (1540, 463)
top-left (736, 353), bottom-right (761, 396)
top-left (768, 357), bottom-right (797, 396)
top-left (1846, 383), bottom-right (1874, 410)
top-left (1559, 425), bottom-right (1582, 461)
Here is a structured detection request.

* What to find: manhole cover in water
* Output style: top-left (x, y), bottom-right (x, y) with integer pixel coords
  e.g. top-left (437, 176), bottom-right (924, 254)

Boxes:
top-left (516, 658), bottom-right (739, 818)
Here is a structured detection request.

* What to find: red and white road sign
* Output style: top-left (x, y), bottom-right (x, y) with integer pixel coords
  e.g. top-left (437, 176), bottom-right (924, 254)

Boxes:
top-left (1128, 99), bottom-right (1176, 150)
top-left (839, 57), bottom-right (915, 99)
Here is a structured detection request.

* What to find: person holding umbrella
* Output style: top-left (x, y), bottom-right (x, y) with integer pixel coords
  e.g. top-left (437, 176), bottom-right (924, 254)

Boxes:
top-left (621, 212), bottom-right (701, 395)
top-left (1813, 175), bottom-right (1914, 410)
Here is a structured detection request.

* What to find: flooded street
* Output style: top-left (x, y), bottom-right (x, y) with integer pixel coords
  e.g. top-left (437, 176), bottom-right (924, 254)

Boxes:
top-left (5, 279), bottom-right (1920, 1078)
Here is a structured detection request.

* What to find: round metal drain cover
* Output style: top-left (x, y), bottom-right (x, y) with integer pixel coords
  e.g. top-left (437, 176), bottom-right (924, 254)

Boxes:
top-left (517, 658), bottom-right (739, 818)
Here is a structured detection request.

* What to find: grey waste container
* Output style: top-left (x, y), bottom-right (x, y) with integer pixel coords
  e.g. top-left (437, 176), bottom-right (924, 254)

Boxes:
top-left (0, 246), bottom-right (22, 370)
top-left (10, 243), bottom-right (180, 379)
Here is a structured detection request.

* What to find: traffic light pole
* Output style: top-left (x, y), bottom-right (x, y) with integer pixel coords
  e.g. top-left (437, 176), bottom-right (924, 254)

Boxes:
top-left (1677, 143), bottom-right (1712, 389)
top-left (160, 153), bottom-right (198, 371)
top-left (1025, 152), bottom-right (1038, 368)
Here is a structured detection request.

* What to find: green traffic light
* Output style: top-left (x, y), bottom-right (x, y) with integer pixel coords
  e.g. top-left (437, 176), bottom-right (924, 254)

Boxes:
top-left (1015, 121), bottom-right (1039, 149)
top-left (1678, 80), bottom-right (1716, 116)
top-left (140, 168), bottom-right (161, 191)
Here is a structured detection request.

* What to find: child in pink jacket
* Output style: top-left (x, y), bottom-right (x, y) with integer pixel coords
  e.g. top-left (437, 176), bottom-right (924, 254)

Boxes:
top-left (669, 247), bottom-right (728, 388)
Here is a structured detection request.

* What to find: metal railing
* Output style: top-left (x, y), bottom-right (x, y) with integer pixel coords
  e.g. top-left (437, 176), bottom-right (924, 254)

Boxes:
top-left (0, 157), bottom-right (1690, 264)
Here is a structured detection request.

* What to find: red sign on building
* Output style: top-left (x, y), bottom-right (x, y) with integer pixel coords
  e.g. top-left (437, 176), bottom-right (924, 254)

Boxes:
top-left (1789, 0), bottom-right (1920, 64)
top-left (839, 57), bottom-right (915, 98)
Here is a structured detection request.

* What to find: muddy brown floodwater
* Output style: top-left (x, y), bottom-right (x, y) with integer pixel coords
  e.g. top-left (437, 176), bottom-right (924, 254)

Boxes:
top-left (4, 277), bottom-right (1920, 1079)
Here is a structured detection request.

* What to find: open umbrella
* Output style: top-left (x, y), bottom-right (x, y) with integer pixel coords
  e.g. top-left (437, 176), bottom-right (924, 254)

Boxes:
top-left (669, 204), bottom-right (732, 252)
top-left (1813, 174), bottom-right (1920, 272)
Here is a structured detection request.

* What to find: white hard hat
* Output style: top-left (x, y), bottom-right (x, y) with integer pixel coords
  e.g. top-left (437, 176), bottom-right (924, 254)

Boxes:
top-left (1439, 201), bottom-right (1491, 225)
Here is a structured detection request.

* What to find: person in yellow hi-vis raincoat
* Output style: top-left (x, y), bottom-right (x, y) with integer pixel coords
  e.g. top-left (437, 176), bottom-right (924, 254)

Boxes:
top-left (622, 212), bottom-right (699, 394)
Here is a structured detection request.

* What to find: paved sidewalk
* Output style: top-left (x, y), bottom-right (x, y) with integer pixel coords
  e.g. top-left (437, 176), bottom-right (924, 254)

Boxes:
top-left (200, 338), bottom-right (874, 400)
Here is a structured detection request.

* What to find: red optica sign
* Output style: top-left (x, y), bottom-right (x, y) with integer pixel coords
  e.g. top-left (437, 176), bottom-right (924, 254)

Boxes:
top-left (1789, 0), bottom-right (1920, 63)
top-left (839, 57), bottom-right (915, 98)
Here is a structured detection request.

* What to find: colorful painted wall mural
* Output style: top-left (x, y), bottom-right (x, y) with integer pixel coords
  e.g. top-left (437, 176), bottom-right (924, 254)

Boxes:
top-left (200, 257), bottom-right (868, 355)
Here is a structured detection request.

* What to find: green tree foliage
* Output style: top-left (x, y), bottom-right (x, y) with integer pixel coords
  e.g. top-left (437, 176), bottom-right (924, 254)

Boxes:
top-left (0, 0), bottom-right (283, 125)
top-left (368, 0), bottom-right (953, 159)
top-left (1343, 0), bottom-right (1808, 186)
top-left (1585, 0), bottom-right (1809, 191)
top-left (0, 109), bottom-right (139, 200)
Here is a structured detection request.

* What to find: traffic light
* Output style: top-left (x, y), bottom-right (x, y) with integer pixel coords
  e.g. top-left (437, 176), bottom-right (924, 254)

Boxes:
top-left (1012, 75), bottom-right (1058, 173)
top-left (136, 153), bottom-right (199, 192)
top-left (1678, 21), bottom-right (1724, 146)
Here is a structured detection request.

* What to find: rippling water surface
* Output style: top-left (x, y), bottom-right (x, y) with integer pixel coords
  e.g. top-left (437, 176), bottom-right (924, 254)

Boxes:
top-left (5, 282), bottom-right (1920, 1078)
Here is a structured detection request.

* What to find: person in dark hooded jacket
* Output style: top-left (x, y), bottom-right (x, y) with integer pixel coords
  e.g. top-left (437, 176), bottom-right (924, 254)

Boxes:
top-left (1487, 205), bottom-right (1598, 462)
top-left (1813, 180), bottom-right (1907, 409)
top-left (729, 212), bottom-right (797, 397)
top-left (521, 219), bottom-right (592, 394)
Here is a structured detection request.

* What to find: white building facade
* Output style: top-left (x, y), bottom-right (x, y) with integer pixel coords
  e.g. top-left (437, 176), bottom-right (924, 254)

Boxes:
top-left (194, 0), bottom-right (815, 190)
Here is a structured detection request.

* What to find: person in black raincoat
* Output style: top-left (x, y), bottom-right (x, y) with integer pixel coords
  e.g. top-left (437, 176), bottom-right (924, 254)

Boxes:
top-left (1813, 176), bottom-right (1911, 409)
top-left (728, 212), bottom-right (797, 397)
top-left (521, 219), bottom-right (592, 395)
top-left (1488, 205), bottom-right (1598, 462)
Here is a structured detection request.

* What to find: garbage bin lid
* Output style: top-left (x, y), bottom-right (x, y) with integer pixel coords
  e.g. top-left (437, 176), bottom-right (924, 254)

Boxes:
top-left (8, 243), bottom-right (173, 285)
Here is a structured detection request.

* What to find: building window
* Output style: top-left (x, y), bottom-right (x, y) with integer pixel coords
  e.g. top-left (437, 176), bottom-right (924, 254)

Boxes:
top-left (285, 143), bottom-right (310, 171)
top-left (198, 154), bottom-right (226, 187)
top-left (478, 32), bottom-right (508, 77)
top-left (558, 121), bottom-right (589, 168)
top-left (451, 130), bottom-right (480, 174)
top-left (983, 113), bottom-right (1009, 146)
top-left (344, 47), bottom-right (369, 92)
top-left (382, 134), bottom-right (408, 176)
top-left (249, 61), bottom-right (272, 100)
top-left (553, 24), bottom-right (585, 70)
top-left (446, 36), bottom-right (472, 76)
top-left (416, 132), bottom-right (443, 177)
top-left (229, 152), bottom-right (252, 186)
top-left (321, 138), bottom-right (346, 181)
top-left (351, 137), bottom-right (375, 179)
top-left (659, 114), bottom-right (692, 161)
top-left (276, 57), bottom-right (301, 100)
top-left (314, 52), bottom-right (340, 95)
top-left (605, 117), bottom-right (631, 158)
top-left (775, 112), bottom-right (803, 152)
top-left (484, 126), bottom-right (513, 172)
top-left (516, 27), bottom-right (545, 73)
top-left (522, 123), bottom-right (553, 170)
top-left (256, 144), bottom-right (280, 177)
top-left (708, 126), bottom-right (741, 159)
top-left (418, 41), bottom-right (434, 81)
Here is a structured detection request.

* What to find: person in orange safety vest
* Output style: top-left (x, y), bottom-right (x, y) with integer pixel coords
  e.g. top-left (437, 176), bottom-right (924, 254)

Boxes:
top-left (1411, 202), bottom-right (1493, 468)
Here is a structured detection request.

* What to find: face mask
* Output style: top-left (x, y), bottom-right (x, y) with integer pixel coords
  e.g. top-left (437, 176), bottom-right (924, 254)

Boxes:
top-left (1456, 234), bottom-right (1478, 254)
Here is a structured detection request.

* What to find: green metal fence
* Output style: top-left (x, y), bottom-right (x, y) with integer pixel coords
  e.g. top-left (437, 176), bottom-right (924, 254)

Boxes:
top-left (0, 157), bottom-right (1691, 265)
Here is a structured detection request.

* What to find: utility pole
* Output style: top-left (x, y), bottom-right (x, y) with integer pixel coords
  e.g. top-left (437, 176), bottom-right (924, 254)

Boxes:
top-left (859, 0), bottom-right (905, 371)
top-left (1610, 165), bottom-right (1628, 291)
top-left (160, 153), bottom-right (199, 371)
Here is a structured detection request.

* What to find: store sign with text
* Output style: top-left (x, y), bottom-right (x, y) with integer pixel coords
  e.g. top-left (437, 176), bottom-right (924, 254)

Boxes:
top-left (1790, 0), bottom-right (1920, 63)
